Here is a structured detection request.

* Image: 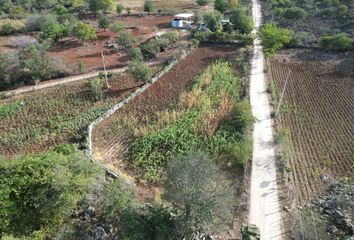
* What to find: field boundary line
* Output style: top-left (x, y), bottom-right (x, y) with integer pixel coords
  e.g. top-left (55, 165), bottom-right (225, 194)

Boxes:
top-left (86, 50), bottom-right (193, 179)
top-left (0, 67), bottom-right (128, 97)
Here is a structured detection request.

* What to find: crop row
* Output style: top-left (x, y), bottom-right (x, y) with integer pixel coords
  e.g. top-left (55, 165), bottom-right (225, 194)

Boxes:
top-left (270, 60), bottom-right (354, 202)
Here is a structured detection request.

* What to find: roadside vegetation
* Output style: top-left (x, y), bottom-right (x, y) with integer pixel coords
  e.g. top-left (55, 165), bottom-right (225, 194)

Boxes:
top-left (260, 0), bottom-right (354, 54)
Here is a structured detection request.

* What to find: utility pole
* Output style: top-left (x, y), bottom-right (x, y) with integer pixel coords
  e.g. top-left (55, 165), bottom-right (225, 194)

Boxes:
top-left (275, 70), bottom-right (291, 117)
top-left (101, 51), bottom-right (110, 89)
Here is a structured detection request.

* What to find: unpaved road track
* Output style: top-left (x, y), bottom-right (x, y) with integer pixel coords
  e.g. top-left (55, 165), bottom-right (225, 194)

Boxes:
top-left (249, 0), bottom-right (283, 239)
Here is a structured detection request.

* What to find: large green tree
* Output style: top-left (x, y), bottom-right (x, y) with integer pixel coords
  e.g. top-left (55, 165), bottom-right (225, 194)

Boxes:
top-left (230, 8), bottom-right (254, 34)
top-left (0, 145), bottom-right (102, 239)
top-left (259, 22), bottom-right (292, 57)
top-left (88, 0), bottom-right (113, 13)
top-left (73, 22), bottom-right (97, 42)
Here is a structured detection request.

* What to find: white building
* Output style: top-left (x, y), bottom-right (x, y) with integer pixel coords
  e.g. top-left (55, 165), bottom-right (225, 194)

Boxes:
top-left (171, 13), bottom-right (194, 28)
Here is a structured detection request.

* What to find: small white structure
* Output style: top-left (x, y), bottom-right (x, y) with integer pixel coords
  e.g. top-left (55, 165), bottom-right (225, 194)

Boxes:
top-left (171, 13), bottom-right (194, 28)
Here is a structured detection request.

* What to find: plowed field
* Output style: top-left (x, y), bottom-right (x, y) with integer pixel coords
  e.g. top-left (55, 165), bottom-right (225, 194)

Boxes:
top-left (92, 44), bottom-right (241, 186)
top-left (269, 60), bottom-right (354, 203)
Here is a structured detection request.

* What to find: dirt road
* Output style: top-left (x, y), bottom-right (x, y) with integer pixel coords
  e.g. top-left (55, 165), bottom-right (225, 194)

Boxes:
top-left (248, 0), bottom-right (283, 239)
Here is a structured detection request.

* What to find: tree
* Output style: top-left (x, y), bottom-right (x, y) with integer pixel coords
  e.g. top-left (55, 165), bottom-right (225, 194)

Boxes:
top-left (116, 4), bottom-right (124, 14)
top-left (109, 21), bottom-right (124, 32)
top-left (196, 0), bottom-right (209, 6)
top-left (230, 8), bottom-right (254, 34)
top-left (320, 33), bottom-right (353, 52)
top-left (130, 47), bottom-right (143, 61)
top-left (0, 146), bottom-right (102, 239)
top-left (116, 32), bottom-right (137, 49)
top-left (88, 0), bottom-right (113, 13)
top-left (258, 22), bottom-right (292, 57)
top-left (214, 0), bottom-right (228, 13)
top-left (163, 152), bottom-right (234, 237)
top-left (229, 0), bottom-right (238, 9)
top-left (144, 0), bottom-right (155, 14)
top-left (52, 4), bottom-right (68, 15)
top-left (41, 21), bottom-right (68, 42)
top-left (203, 11), bottom-right (223, 32)
top-left (98, 14), bottom-right (110, 30)
top-left (89, 77), bottom-right (104, 100)
top-left (128, 61), bottom-right (152, 82)
top-left (73, 22), bottom-right (97, 43)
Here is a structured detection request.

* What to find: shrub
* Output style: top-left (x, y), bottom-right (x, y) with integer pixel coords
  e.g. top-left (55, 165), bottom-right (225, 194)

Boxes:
top-left (52, 5), bottom-right (68, 15)
top-left (258, 22), bottom-right (292, 57)
top-left (196, 0), bottom-right (209, 6)
top-left (0, 22), bottom-right (16, 35)
top-left (98, 14), bottom-right (110, 30)
top-left (41, 21), bottom-right (68, 42)
top-left (128, 61), bottom-right (152, 82)
top-left (214, 0), bottom-right (228, 12)
top-left (144, 0), bottom-right (155, 14)
top-left (101, 179), bottom-right (134, 223)
top-left (320, 33), bottom-right (353, 52)
top-left (130, 47), bottom-right (143, 61)
top-left (109, 20), bottom-right (124, 32)
top-left (288, 31), bottom-right (316, 48)
top-left (203, 11), bottom-right (223, 32)
top-left (89, 0), bottom-right (114, 13)
top-left (0, 147), bottom-right (102, 239)
top-left (230, 8), bottom-right (254, 34)
top-left (163, 151), bottom-right (234, 237)
top-left (140, 41), bottom-right (161, 59)
top-left (281, 7), bottom-right (307, 22)
top-left (116, 3), bottom-right (124, 14)
top-left (89, 77), bottom-right (104, 100)
top-left (73, 22), bottom-right (97, 42)
top-left (116, 32), bottom-right (137, 49)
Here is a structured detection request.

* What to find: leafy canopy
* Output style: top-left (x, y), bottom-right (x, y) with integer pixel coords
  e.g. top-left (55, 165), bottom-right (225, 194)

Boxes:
top-left (0, 145), bottom-right (102, 239)
top-left (258, 22), bottom-right (292, 57)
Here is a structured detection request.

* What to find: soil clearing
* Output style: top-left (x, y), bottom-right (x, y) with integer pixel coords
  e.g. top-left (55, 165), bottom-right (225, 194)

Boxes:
top-left (269, 59), bottom-right (354, 203)
top-left (92, 43), bottom-right (241, 201)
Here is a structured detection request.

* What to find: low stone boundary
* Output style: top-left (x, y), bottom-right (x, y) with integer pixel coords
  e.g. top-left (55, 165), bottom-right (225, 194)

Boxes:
top-left (86, 50), bottom-right (192, 178)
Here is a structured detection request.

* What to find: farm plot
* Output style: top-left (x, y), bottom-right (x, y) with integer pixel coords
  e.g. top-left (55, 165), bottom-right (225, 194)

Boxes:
top-left (92, 44), bottom-right (245, 192)
top-left (0, 74), bottom-right (142, 156)
top-left (269, 60), bottom-right (354, 203)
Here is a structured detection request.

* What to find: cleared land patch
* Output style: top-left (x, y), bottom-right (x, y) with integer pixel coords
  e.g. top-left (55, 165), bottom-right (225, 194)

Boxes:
top-left (269, 60), bottom-right (354, 203)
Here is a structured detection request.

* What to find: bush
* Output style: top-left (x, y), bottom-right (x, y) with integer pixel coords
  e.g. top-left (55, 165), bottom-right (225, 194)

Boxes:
top-left (281, 7), bottom-right (307, 22)
top-left (0, 22), bottom-right (16, 35)
top-left (163, 151), bottom-right (234, 237)
top-left (140, 41), bottom-right (161, 59)
top-left (144, 0), bottom-right (155, 14)
top-left (89, 77), bottom-right (104, 100)
top-left (196, 0), bottom-right (209, 6)
top-left (109, 20), bottom-right (124, 32)
top-left (140, 32), bottom-right (179, 59)
top-left (41, 21), bottom-right (68, 42)
top-left (203, 11), bottom-right (223, 32)
top-left (214, 0), bottom-right (228, 12)
top-left (288, 31), bottom-right (316, 48)
top-left (52, 5), bottom-right (68, 15)
top-left (320, 33), bottom-right (353, 52)
top-left (101, 179), bottom-right (134, 223)
top-left (130, 47), bottom-right (143, 61)
top-left (98, 14), bottom-right (110, 30)
top-left (116, 3), bottom-right (124, 14)
top-left (116, 32), bottom-right (137, 49)
top-left (0, 147), bottom-right (102, 239)
top-left (73, 22), bottom-right (97, 42)
top-left (128, 61), bottom-right (152, 82)
top-left (230, 8), bottom-right (254, 34)
top-left (258, 22), bottom-right (292, 57)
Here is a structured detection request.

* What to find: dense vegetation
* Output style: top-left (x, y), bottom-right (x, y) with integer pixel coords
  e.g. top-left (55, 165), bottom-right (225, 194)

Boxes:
top-left (0, 145), bottom-right (103, 239)
top-left (261, 0), bottom-right (354, 51)
top-left (109, 62), bottom-right (254, 181)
